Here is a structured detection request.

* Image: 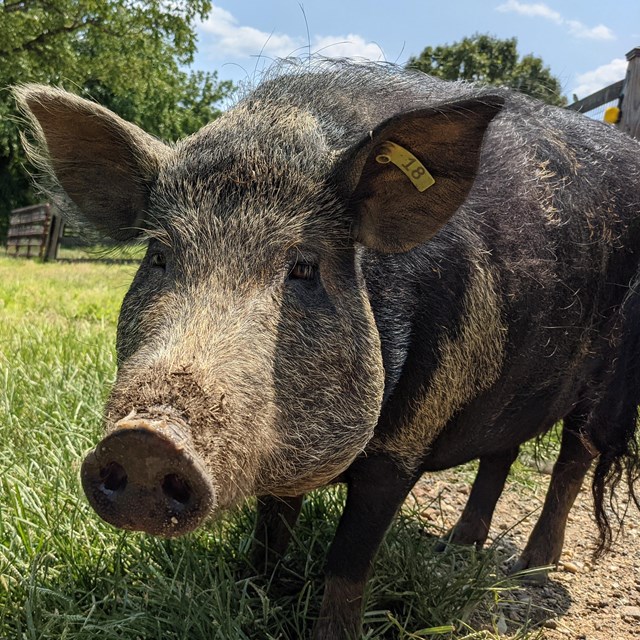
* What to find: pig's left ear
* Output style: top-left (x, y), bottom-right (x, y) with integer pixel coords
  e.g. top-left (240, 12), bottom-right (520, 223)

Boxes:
top-left (336, 96), bottom-right (504, 253)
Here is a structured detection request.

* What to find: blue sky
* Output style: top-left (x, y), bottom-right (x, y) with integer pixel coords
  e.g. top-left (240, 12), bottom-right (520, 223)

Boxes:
top-left (192, 0), bottom-right (640, 101)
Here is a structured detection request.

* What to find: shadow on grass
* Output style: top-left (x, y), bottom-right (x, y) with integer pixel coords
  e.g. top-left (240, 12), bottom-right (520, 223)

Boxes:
top-left (479, 530), bottom-right (574, 634)
top-left (0, 486), bottom-right (573, 640)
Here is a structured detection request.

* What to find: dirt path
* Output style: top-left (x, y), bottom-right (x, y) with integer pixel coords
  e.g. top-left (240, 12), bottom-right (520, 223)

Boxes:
top-left (412, 466), bottom-right (640, 638)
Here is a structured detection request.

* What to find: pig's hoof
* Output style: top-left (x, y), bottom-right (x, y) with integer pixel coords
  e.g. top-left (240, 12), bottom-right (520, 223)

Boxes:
top-left (242, 561), bottom-right (277, 581)
top-left (434, 523), bottom-right (488, 552)
top-left (434, 534), bottom-right (458, 552)
top-left (509, 555), bottom-right (553, 583)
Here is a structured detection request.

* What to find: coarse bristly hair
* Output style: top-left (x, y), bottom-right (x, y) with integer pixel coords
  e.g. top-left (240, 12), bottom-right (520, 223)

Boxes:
top-left (14, 57), bottom-right (640, 560)
top-left (13, 57), bottom-right (504, 240)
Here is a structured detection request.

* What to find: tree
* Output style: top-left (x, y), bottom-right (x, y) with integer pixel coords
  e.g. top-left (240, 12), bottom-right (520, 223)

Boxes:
top-left (407, 34), bottom-right (567, 107)
top-left (0, 0), bottom-right (233, 240)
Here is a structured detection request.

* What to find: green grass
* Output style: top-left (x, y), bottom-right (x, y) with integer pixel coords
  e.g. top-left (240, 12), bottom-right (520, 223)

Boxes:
top-left (55, 243), bottom-right (146, 263)
top-left (0, 254), bottom-right (540, 639)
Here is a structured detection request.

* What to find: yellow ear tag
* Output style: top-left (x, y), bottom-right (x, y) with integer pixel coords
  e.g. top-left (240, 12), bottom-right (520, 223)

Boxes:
top-left (375, 141), bottom-right (435, 192)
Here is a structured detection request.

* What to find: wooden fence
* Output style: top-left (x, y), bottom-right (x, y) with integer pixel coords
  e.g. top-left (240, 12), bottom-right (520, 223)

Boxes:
top-left (5, 203), bottom-right (62, 261)
top-left (568, 46), bottom-right (640, 139)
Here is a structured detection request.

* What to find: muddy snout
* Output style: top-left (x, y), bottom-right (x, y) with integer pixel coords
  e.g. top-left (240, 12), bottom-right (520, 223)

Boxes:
top-left (81, 413), bottom-right (215, 537)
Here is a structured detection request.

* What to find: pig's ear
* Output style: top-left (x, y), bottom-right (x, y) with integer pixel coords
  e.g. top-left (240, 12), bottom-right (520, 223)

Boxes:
top-left (336, 96), bottom-right (504, 253)
top-left (15, 85), bottom-right (171, 241)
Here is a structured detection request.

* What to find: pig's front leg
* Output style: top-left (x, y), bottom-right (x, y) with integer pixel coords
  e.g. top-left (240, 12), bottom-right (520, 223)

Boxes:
top-left (251, 494), bottom-right (304, 573)
top-left (312, 456), bottom-right (417, 640)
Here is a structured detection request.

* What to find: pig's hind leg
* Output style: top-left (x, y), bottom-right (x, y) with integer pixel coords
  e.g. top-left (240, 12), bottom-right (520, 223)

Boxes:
top-left (436, 446), bottom-right (520, 550)
top-left (513, 322), bottom-right (640, 578)
top-left (510, 410), bottom-right (595, 578)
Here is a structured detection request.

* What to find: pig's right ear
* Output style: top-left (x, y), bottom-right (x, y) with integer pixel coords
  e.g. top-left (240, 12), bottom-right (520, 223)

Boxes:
top-left (335, 96), bottom-right (503, 253)
top-left (15, 85), bottom-right (171, 241)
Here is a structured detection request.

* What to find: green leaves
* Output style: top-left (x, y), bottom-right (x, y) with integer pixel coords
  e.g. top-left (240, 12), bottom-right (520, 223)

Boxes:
top-left (407, 34), bottom-right (567, 107)
top-left (0, 0), bottom-right (233, 240)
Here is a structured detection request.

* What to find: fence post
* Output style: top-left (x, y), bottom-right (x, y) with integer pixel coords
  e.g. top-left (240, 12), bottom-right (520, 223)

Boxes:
top-left (619, 47), bottom-right (640, 139)
top-left (44, 212), bottom-right (63, 261)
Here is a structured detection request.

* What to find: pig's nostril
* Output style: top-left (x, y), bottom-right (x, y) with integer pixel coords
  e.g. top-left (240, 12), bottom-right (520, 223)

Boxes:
top-left (162, 473), bottom-right (192, 505)
top-left (99, 461), bottom-right (128, 494)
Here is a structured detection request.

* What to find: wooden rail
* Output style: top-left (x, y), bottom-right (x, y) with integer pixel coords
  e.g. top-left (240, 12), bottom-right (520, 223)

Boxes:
top-left (6, 203), bottom-right (62, 260)
top-left (566, 47), bottom-right (639, 142)
top-left (567, 79), bottom-right (624, 113)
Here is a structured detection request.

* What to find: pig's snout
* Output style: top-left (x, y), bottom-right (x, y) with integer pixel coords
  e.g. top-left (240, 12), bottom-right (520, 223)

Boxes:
top-left (81, 415), bottom-right (215, 537)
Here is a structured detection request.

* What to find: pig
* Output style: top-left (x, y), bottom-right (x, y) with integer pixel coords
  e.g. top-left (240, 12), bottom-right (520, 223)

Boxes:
top-left (17, 60), bottom-right (640, 639)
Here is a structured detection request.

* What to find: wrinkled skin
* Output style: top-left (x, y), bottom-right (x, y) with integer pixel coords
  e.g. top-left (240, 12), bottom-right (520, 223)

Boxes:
top-left (17, 61), bottom-right (640, 639)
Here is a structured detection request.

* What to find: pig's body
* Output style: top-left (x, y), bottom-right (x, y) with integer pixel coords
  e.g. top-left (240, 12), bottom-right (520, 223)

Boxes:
top-left (18, 62), bottom-right (640, 639)
top-left (364, 84), bottom-right (640, 467)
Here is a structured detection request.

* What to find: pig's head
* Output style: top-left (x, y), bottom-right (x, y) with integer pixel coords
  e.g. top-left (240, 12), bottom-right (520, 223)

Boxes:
top-left (17, 79), bottom-right (501, 536)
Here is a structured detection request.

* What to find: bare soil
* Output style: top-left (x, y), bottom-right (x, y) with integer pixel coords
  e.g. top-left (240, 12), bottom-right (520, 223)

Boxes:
top-left (412, 465), bottom-right (640, 639)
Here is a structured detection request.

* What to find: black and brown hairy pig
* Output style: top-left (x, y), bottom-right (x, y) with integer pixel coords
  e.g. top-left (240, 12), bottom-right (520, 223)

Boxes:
top-left (17, 61), bottom-right (640, 639)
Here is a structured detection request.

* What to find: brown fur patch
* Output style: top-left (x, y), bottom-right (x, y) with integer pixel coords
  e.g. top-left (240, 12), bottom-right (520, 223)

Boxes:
top-left (381, 250), bottom-right (506, 470)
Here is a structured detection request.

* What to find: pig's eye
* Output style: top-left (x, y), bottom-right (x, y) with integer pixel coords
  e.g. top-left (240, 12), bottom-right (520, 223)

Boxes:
top-left (289, 261), bottom-right (317, 281)
top-left (149, 251), bottom-right (167, 270)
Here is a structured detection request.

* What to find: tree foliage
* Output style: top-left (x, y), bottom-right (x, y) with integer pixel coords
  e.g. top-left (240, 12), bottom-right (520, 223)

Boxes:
top-left (407, 34), bottom-right (567, 107)
top-left (0, 0), bottom-right (233, 239)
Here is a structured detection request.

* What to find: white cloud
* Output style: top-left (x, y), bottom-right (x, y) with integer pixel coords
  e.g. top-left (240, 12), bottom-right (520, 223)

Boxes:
top-left (566, 20), bottom-right (614, 41)
top-left (199, 5), bottom-right (384, 64)
top-left (312, 34), bottom-right (384, 60)
top-left (496, 1), bottom-right (615, 40)
top-left (572, 58), bottom-right (627, 99)
top-left (497, 0), bottom-right (562, 23)
top-left (200, 5), bottom-right (301, 58)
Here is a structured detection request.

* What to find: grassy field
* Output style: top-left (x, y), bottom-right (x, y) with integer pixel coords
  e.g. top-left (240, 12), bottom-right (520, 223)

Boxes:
top-left (0, 254), bottom-right (539, 640)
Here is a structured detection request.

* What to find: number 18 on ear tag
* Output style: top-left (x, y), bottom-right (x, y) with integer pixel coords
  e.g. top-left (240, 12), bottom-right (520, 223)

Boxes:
top-left (375, 141), bottom-right (435, 192)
